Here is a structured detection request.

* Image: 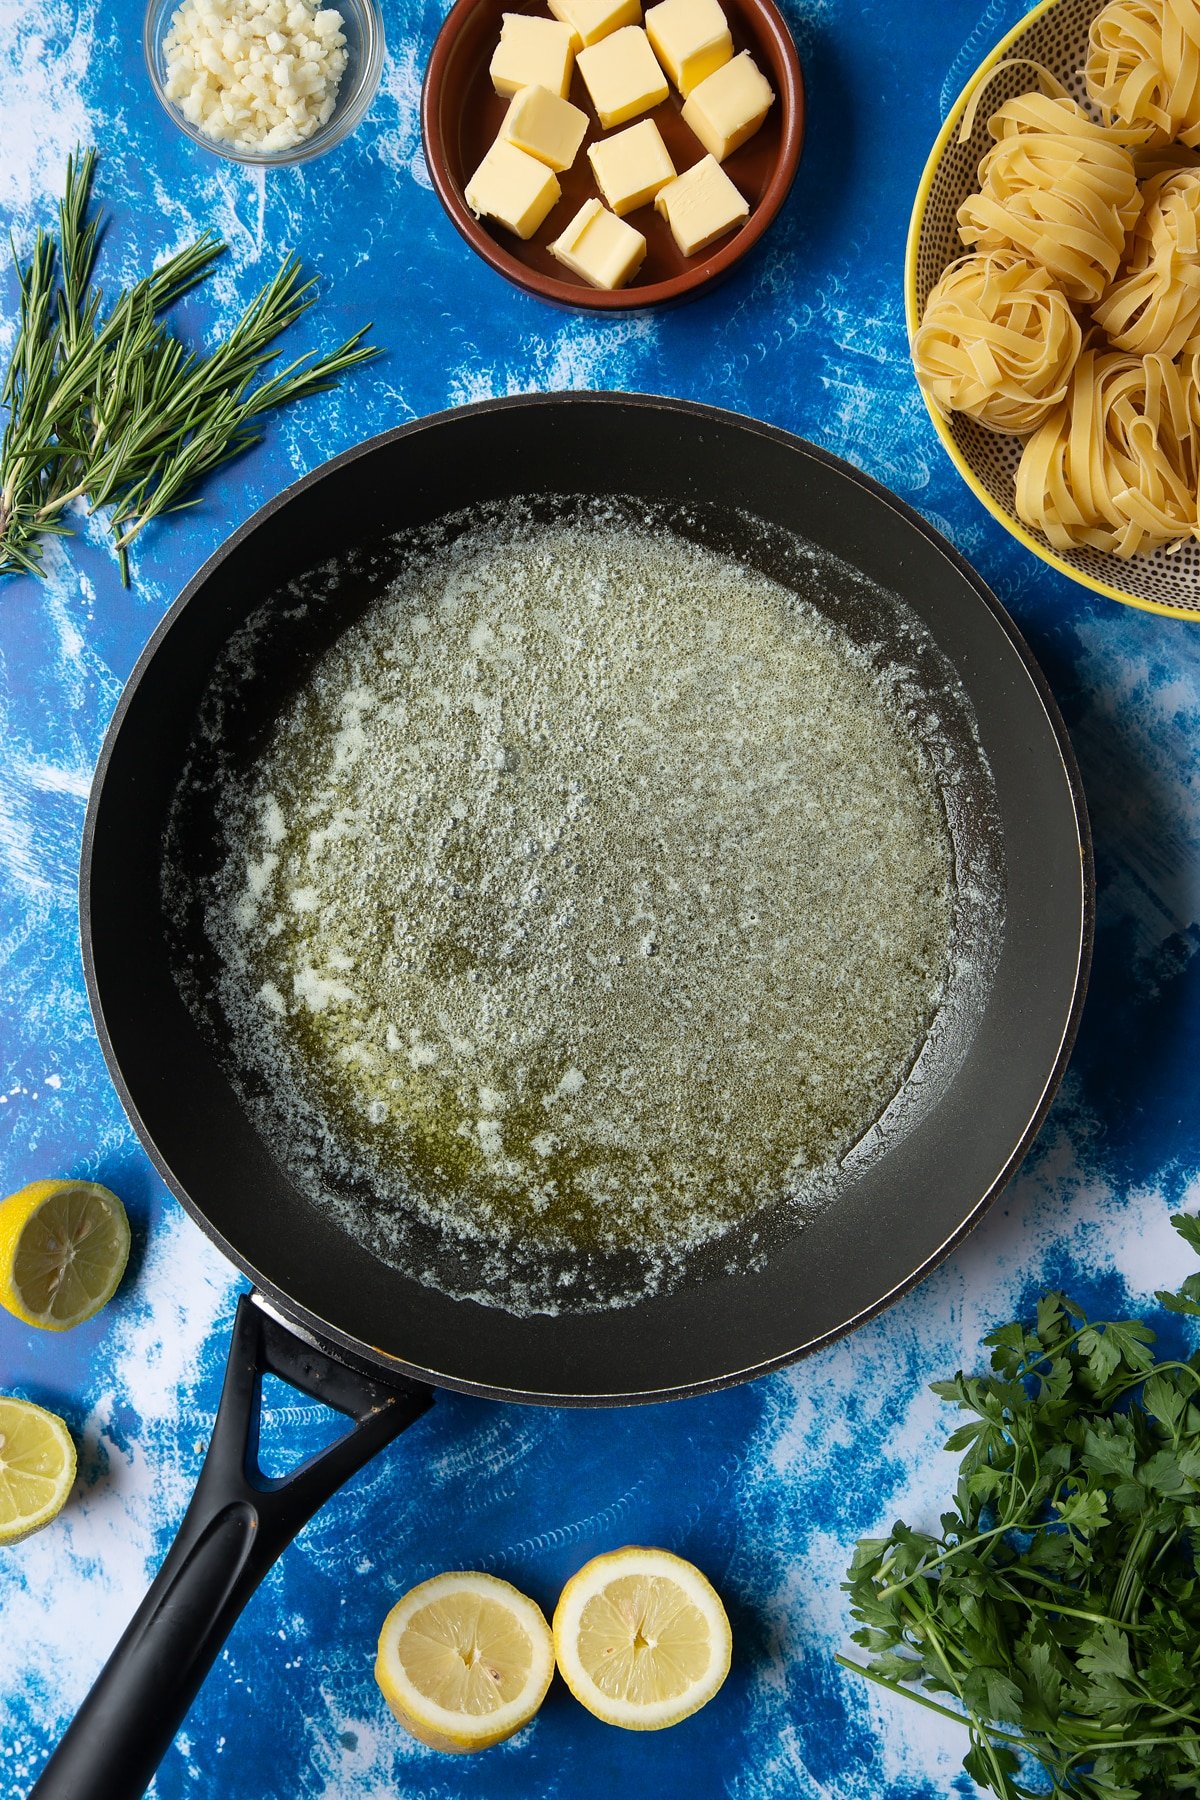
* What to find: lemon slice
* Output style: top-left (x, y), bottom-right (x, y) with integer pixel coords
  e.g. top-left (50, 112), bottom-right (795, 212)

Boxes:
top-left (375, 1571), bottom-right (555, 1752)
top-left (0, 1179), bottom-right (131, 1331)
top-left (553, 1546), bottom-right (732, 1730)
top-left (0, 1396), bottom-right (77, 1545)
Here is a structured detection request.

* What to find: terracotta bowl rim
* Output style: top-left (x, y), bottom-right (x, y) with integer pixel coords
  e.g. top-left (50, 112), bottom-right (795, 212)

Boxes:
top-left (420, 0), bottom-right (806, 311)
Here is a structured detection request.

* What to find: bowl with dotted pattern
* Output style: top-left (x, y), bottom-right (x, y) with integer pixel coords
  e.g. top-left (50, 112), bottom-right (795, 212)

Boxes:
top-left (906, 0), bottom-right (1200, 621)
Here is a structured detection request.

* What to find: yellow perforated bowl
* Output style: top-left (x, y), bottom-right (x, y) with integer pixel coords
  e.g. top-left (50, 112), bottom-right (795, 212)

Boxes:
top-left (905, 0), bottom-right (1200, 621)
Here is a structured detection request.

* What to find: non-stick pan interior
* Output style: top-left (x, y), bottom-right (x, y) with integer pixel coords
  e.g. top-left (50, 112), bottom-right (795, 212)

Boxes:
top-left (82, 395), bottom-right (1090, 1401)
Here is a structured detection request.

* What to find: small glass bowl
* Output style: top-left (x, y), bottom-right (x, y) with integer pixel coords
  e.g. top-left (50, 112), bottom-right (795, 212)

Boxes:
top-left (144, 0), bottom-right (385, 166)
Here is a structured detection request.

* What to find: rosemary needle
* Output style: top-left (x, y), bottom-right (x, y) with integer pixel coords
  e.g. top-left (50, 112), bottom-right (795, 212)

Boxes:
top-left (0, 149), bottom-right (379, 584)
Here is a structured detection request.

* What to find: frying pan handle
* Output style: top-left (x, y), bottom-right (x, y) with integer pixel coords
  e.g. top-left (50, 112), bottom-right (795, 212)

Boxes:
top-left (28, 1292), bottom-right (433, 1800)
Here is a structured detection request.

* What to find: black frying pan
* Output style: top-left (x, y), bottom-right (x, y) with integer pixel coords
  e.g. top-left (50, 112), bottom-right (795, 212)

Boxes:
top-left (34, 394), bottom-right (1091, 1800)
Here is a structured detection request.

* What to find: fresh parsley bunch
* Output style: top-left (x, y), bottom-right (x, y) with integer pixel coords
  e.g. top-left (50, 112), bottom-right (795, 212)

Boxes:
top-left (842, 1214), bottom-right (1200, 1800)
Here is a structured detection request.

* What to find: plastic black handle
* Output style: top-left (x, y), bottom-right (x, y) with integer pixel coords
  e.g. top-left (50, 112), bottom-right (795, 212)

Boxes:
top-left (28, 1292), bottom-right (433, 1800)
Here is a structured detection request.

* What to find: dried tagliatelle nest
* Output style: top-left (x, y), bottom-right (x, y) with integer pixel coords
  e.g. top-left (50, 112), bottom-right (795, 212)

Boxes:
top-left (1094, 164), bottom-right (1200, 353)
top-left (1086, 0), bottom-right (1200, 147)
top-left (913, 33), bottom-right (1200, 560)
top-left (1015, 345), bottom-right (1200, 556)
top-left (955, 87), bottom-right (1141, 305)
top-left (912, 251), bottom-right (1082, 433)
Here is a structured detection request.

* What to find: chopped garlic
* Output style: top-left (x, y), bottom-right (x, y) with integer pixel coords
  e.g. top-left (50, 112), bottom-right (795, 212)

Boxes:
top-left (162, 0), bottom-right (349, 153)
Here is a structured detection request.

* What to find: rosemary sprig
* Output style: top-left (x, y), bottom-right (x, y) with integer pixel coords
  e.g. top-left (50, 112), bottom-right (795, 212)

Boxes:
top-left (0, 150), bottom-right (379, 584)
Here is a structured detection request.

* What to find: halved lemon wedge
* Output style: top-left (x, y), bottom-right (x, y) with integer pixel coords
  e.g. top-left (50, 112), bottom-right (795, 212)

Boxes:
top-left (553, 1545), bottom-right (732, 1730)
top-left (0, 1396), bottom-right (77, 1544)
top-left (375, 1571), bottom-right (555, 1752)
top-left (0, 1179), bottom-right (131, 1331)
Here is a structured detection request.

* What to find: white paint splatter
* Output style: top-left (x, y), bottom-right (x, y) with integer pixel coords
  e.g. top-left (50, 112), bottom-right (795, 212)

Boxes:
top-left (0, 0), bottom-right (97, 213)
top-left (2, 1214), bottom-right (236, 1716)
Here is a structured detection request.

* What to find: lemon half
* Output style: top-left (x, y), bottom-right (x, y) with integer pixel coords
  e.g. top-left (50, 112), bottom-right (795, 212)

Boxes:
top-left (375, 1571), bottom-right (555, 1752)
top-left (0, 1179), bottom-right (131, 1331)
top-left (0, 1396), bottom-right (77, 1545)
top-left (553, 1546), bottom-right (732, 1730)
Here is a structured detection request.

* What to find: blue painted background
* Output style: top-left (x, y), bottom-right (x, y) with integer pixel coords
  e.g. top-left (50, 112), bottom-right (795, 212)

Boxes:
top-left (1, 0), bottom-right (1198, 1793)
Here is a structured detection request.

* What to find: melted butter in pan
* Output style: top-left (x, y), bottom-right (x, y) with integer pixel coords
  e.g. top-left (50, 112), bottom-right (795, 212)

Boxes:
top-left (207, 515), bottom-right (955, 1274)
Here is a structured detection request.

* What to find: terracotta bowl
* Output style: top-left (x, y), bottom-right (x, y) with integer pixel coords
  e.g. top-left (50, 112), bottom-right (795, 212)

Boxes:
top-left (421, 0), bottom-right (805, 309)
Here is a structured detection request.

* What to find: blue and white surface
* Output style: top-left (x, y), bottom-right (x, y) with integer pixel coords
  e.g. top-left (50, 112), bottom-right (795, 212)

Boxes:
top-left (1, 0), bottom-right (1198, 1794)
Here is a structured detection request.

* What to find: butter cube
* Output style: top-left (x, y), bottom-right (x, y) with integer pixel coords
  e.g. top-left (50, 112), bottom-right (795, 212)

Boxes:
top-left (654, 153), bottom-right (748, 255)
top-left (645, 0), bottom-right (731, 95)
top-left (681, 50), bottom-right (774, 159)
top-left (576, 26), bottom-right (668, 129)
top-left (465, 138), bottom-right (562, 238)
top-left (548, 0), bottom-right (641, 51)
top-left (588, 119), bottom-right (675, 214)
top-left (500, 84), bottom-right (589, 170)
top-left (550, 198), bottom-right (647, 287)
top-left (490, 14), bottom-right (575, 99)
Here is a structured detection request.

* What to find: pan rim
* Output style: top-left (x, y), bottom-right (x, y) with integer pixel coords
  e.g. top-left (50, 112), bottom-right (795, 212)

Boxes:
top-left (79, 391), bottom-right (1094, 1405)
